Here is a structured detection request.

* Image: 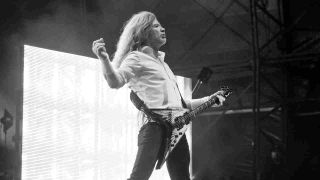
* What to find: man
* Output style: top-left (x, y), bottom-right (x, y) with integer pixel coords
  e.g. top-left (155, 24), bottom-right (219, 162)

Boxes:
top-left (92, 11), bottom-right (226, 180)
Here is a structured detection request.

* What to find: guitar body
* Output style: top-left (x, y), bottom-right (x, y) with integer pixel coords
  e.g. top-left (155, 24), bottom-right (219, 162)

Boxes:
top-left (156, 109), bottom-right (190, 169)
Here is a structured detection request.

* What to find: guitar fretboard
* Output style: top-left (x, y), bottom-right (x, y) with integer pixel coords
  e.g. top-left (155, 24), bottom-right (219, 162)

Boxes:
top-left (183, 96), bottom-right (218, 122)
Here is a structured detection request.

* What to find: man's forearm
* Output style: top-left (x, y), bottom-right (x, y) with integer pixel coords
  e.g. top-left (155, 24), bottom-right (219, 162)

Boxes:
top-left (186, 96), bottom-right (210, 110)
top-left (100, 58), bottom-right (124, 89)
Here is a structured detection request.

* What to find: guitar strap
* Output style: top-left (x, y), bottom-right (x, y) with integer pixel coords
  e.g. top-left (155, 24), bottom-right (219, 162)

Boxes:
top-left (129, 90), bottom-right (172, 168)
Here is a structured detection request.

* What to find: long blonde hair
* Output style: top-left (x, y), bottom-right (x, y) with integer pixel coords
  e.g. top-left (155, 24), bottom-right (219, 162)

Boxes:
top-left (112, 11), bottom-right (156, 68)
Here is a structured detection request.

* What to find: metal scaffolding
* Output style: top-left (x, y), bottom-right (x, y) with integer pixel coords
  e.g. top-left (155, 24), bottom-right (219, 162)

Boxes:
top-left (249, 0), bottom-right (319, 179)
top-left (188, 0), bottom-right (320, 179)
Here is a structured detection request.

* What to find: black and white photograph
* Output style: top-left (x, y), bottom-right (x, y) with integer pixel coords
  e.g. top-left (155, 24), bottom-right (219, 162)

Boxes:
top-left (0, 0), bottom-right (319, 179)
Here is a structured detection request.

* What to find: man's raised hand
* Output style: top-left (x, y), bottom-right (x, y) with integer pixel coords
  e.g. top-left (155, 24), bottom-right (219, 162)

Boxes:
top-left (92, 38), bottom-right (109, 60)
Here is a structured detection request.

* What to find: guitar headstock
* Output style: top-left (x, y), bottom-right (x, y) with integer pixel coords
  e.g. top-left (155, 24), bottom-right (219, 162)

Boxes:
top-left (219, 86), bottom-right (232, 98)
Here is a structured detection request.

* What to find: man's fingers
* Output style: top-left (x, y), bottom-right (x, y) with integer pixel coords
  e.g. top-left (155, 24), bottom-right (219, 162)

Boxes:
top-left (216, 95), bottom-right (226, 105)
top-left (93, 42), bottom-right (105, 48)
top-left (96, 45), bottom-right (106, 52)
top-left (213, 90), bottom-right (223, 96)
top-left (93, 45), bottom-right (105, 53)
top-left (93, 43), bottom-right (105, 51)
top-left (91, 38), bottom-right (109, 59)
top-left (92, 43), bottom-right (106, 55)
top-left (92, 39), bottom-right (105, 48)
top-left (217, 95), bottom-right (225, 101)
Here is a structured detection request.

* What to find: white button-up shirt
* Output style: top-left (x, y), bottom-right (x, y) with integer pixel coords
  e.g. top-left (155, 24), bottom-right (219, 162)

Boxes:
top-left (118, 51), bottom-right (185, 109)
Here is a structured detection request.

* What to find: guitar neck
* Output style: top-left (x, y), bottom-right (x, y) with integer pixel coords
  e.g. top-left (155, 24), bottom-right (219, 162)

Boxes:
top-left (184, 96), bottom-right (218, 121)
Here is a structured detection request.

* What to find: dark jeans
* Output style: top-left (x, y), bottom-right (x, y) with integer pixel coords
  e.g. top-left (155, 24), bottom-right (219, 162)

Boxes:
top-left (128, 122), bottom-right (191, 180)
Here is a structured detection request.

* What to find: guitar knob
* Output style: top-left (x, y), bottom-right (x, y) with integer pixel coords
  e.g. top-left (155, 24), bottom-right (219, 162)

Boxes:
top-left (175, 135), bottom-right (178, 138)
top-left (171, 144), bottom-right (174, 147)
top-left (179, 132), bottom-right (182, 135)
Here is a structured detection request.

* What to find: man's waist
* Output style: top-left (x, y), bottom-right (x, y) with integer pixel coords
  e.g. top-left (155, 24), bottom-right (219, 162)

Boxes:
top-left (142, 108), bottom-right (187, 124)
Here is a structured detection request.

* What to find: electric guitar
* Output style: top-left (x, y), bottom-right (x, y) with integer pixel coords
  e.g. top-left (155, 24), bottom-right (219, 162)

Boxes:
top-left (130, 86), bottom-right (232, 169)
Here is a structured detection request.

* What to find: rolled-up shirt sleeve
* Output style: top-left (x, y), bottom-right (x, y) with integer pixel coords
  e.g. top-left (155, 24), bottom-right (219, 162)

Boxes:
top-left (117, 52), bottom-right (141, 84)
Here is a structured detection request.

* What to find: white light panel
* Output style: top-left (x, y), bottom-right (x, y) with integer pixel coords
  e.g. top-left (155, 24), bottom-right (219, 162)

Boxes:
top-left (22, 45), bottom-right (173, 180)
